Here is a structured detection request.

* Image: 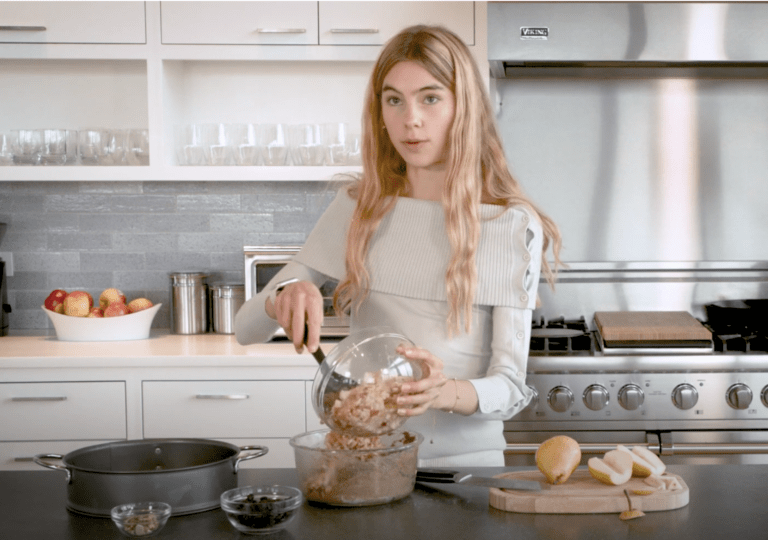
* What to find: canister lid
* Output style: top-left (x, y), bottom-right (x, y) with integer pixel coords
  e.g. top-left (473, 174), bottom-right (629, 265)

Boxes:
top-left (169, 271), bottom-right (209, 286)
top-left (210, 282), bottom-right (245, 299)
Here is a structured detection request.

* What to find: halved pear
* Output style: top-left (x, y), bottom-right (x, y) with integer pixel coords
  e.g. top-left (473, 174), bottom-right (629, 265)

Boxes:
top-left (588, 449), bottom-right (633, 486)
top-left (536, 435), bottom-right (582, 485)
top-left (631, 446), bottom-right (666, 476)
top-left (615, 445), bottom-right (654, 478)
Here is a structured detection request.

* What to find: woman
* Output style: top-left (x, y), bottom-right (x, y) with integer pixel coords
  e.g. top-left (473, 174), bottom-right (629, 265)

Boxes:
top-left (236, 25), bottom-right (562, 467)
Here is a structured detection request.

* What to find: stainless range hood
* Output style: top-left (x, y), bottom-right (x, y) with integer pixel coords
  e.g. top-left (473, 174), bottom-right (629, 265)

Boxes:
top-left (489, 2), bottom-right (768, 76)
top-left (486, 1), bottom-right (768, 266)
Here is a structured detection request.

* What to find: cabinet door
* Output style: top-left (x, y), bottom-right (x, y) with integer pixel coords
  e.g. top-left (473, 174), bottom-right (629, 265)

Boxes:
top-left (0, 382), bottom-right (127, 441)
top-left (160, 1), bottom-right (319, 45)
top-left (0, 1), bottom-right (146, 44)
top-left (319, 1), bottom-right (475, 46)
top-left (142, 381), bottom-right (306, 438)
top-left (0, 440), bottom-right (117, 471)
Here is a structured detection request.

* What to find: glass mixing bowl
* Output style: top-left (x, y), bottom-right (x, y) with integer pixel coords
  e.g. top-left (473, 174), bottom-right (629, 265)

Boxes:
top-left (290, 429), bottom-right (423, 506)
top-left (311, 327), bottom-right (422, 437)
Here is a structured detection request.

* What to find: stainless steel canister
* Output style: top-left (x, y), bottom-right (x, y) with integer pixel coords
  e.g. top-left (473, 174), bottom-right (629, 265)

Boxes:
top-left (169, 272), bottom-right (209, 334)
top-left (209, 282), bottom-right (245, 335)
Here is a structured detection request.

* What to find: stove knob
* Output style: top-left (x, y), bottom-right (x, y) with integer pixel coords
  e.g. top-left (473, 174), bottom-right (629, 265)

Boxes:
top-left (727, 383), bottom-right (753, 410)
top-left (583, 384), bottom-right (609, 411)
top-left (672, 383), bottom-right (699, 410)
top-left (547, 386), bottom-right (574, 413)
top-left (618, 384), bottom-right (644, 410)
top-left (762, 387), bottom-right (768, 408)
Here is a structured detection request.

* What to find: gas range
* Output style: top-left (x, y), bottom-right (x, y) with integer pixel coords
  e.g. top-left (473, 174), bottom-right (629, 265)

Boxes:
top-left (504, 261), bottom-right (768, 466)
top-left (521, 315), bottom-right (768, 429)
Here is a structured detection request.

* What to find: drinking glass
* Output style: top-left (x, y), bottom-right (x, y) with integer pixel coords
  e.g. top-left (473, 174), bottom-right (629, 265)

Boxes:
top-left (78, 129), bottom-right (110, 165)
top-left (259, 124), bottom-right (289, 166)
top-left (40, 129), bottom-right (69, 165)
top-left (12, 129), bottom-right (43, 165)
top-left (288, 124), bottom-right (324, 166)
top-left (207, 123), bottom-right (235, 166)
top-left (229, 123), bottom-right (260, 166)
top-left (105, 129), bottom-right (129, 166)
top-left (0, 132), bottom-right (14, 165)
top-left (175, 124), bottom-right (208, 166)
top-left (322, 122), bottom-right (349, 165)
top-left (346, 132), bottom-right (362, 166)
top-left (126, 129), bottom-right (149, 166)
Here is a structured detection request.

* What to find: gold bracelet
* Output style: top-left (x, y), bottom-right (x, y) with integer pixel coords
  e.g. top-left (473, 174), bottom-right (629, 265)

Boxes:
top-left (449, 378), bottom-right (460, 414)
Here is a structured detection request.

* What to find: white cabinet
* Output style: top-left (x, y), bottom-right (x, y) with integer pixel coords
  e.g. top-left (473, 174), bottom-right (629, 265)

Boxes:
top-left (142, 380), bottom-right (306, 439)
top-left (0, 1), bottom-right (485, 182)
top-left (142, 380), bottom-right (307, 468)
top-left (319, 1), bottom-right (474, 46)
top-left (0, 1), bottom-right (146, 44)
top-left (0, 381), bottom-right (127, 470)
top-left (160, 1), bottom-right (318, 45)
top-left (0, 382), bottom-right (126, 441)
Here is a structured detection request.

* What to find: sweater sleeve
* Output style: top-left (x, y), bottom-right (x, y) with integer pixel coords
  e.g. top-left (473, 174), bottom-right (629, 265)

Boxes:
top-left (468, 305), bottom-right (535, 420)
top-left (234, 261), bottom-right (330, 346)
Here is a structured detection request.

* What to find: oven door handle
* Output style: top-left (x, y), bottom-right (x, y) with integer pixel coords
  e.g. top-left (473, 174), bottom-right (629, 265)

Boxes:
top-left (504, 442), bottom-right (661, 455)
top-left (662, 443), bottom-right (768, 455)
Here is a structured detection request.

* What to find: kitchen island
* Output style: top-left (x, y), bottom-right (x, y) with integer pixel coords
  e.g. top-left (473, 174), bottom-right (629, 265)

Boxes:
top-left (1, 465), bottom-right (765, 540)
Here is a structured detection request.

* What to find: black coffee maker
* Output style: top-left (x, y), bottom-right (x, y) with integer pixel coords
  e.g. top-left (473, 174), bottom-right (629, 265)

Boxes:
top-left (0, 222), bottom-right (10, 336)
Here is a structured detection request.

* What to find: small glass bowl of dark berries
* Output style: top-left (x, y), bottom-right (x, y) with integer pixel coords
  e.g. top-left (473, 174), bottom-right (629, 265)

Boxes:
top-left (220, 485), bottom-right (302, 535)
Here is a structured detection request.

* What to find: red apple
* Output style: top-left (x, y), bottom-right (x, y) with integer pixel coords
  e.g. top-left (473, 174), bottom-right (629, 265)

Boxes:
top-left (63, 291), bottom-right (93, 317)
top-left (99, 288), bottom-right (126, 310)
top-left (87, 307), bottom-right (104, 318)
top-left (127, 298), bottom-right (153, 313)
top-left (104, 302), bottom-right (130, 317)
top-left (44, 289), bottom-right (68, 312)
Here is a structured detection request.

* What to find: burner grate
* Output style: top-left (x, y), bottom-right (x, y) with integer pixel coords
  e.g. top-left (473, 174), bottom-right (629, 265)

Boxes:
top-left (529, 316), bottom-right (594, 355)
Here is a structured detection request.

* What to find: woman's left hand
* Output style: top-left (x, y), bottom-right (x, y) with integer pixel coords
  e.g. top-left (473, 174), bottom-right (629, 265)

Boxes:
top-left (394, 345), bottom-right (448, 416)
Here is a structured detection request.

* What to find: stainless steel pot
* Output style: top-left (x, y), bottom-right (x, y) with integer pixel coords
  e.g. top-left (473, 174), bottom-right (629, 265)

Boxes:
top-left (34, 438), bottom-right (268, 516)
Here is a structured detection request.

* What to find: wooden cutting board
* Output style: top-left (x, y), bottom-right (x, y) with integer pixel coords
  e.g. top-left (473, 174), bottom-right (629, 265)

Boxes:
top-left (489, 469), bottom-right (689, 514)
top-left (594, 311), bottom-right (711, 345)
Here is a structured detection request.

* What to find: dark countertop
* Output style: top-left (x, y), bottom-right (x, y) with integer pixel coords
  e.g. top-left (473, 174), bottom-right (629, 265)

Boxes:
top-left (1, 465), bottom-right (765, 540)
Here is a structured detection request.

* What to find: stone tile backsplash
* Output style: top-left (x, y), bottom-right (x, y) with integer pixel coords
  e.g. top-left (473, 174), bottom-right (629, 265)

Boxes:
top-left (0, 181), bottom-right (340, 330)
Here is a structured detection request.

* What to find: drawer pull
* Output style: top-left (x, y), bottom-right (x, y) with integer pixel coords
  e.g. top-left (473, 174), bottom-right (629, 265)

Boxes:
top-left (195, 394), bottom-right (250, 400)
top-left (11, 396), bottom-right (67, 402)
top-left (256, 28), bottom-right (307, 34)
top-left (330, 28), bottom-right (379, 34)
top-left (0, 25), bottom-right (47, 32)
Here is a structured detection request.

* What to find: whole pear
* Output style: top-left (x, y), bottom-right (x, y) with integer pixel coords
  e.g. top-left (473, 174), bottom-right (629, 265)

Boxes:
top-left (536, 435), bottom-right (582, 485)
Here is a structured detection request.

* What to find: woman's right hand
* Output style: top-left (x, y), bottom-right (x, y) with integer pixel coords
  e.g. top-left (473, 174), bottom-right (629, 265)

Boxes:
top-left (266, 280), bottom-right (324, 354)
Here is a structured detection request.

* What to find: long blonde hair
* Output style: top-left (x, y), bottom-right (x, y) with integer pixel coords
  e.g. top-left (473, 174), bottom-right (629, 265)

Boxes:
top-left (334, 25), bottom-right (562, 334)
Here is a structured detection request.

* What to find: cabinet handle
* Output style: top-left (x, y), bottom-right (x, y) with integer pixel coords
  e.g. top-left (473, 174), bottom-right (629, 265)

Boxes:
top-left (255, 28), bottom-right (307, 34)
top-left (11, 396), bottom-right (67, 402)
top-left (195, 394), bottom-right (250, 400)
top-left (0, 26), bottom-right (47, 31)
top-left (330, 28), bottom-right (379, 34)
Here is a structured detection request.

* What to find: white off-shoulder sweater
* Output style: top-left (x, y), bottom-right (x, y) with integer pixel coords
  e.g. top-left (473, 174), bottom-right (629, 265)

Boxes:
top-left (235, 189), bottom-right (543, 467)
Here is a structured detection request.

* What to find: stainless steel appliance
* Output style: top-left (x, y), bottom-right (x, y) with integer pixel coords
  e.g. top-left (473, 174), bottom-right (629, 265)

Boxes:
top-left (505, 262), bottom-right (768, 466)
top-left (488, 2), bottom-right (768, 465)
top-left (488, 2), bottom-right (768, 264)
top-left (243, 246), bottom-right (349, 337)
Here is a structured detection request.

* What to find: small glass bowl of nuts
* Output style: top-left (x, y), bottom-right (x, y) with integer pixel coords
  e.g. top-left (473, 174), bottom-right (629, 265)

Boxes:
top-left (110, 502), bottom-right (172, 537)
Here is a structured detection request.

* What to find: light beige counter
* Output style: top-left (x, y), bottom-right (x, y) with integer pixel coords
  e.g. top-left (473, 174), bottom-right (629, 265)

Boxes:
top-left (0, 330), bottom-right (327, 369)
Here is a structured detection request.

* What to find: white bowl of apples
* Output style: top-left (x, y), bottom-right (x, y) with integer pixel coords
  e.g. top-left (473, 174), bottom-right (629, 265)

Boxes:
top-left (42, 288), bottom-right (161, 342)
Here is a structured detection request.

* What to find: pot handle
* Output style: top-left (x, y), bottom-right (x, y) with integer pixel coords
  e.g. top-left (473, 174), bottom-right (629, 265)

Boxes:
top-left (33, 454), bottom-right (71, 483)
top-left (234, 445), bottom-right (269, 473)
